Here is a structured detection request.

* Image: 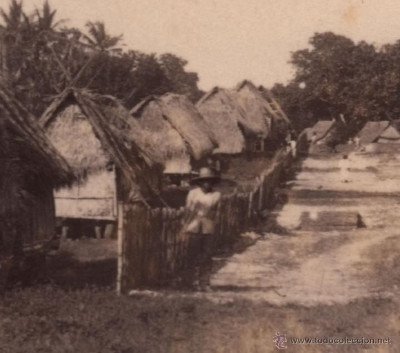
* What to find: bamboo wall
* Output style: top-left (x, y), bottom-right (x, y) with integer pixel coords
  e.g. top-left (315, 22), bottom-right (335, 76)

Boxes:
top-left (119, 150), bottom-right (293, 293)
top-left (0, 175), bottom-right (56, 256)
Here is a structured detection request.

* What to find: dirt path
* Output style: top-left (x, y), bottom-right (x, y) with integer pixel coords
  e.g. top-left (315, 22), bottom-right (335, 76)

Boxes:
top-left (209, 148), bottom-right (400, 309)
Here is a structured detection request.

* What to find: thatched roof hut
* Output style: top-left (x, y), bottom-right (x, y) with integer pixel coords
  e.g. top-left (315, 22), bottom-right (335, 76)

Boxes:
top-left (40, 88), bottom-right (161, 205)
top-left (233, 80), bottom-right (271, 138)
top-left (196, 87), bottom-right (263, 154)
top-left (0, 86), bottom-right (73, 255)
top-left (0, 87), bottom-right (72, 185)
top-left (357, 121), bottom-right (400, 144)
top-left (131, 93), bottom-right (217, 173)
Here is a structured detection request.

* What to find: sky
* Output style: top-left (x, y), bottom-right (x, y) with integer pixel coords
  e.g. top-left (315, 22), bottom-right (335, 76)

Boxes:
top-left (3, 0), bottom-right (400, 90)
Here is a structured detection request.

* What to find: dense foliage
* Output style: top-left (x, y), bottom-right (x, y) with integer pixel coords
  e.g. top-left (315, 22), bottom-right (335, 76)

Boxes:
top-left (0, 0), bottom-right (203, 116)
top-left (272, 32), bottom-right (400, 135)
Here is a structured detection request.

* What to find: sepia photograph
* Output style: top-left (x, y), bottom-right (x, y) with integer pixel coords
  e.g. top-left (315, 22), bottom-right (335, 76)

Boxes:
top-left (0, 0), bottom-right (398, 352)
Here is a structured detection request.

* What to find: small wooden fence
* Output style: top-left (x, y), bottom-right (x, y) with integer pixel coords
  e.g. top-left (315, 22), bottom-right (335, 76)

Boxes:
top-left (118, 149), bottom-right (294, 293)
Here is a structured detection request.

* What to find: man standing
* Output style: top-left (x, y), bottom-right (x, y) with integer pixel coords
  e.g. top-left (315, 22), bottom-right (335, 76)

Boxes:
top-left (183, 167), bottom-right (221, 291)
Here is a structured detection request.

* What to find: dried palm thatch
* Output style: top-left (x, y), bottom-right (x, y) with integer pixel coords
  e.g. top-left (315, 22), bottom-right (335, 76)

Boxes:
top-left (234, 80), bottom-right (271, 138)
top-left (40, 88), bottom-right (162, 203)
top-left (130, 94), bottom-right (217, 173)
top-left (0, 85), bottom-right (72, 186)
top-left (196, 87), bottom-right (250, 154)
top-left (357, 121), bottom-right (391, 145)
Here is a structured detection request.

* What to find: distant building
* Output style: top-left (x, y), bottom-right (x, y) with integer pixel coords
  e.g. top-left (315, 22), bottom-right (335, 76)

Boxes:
top-left (305, 120), bottom-right (336, 144)
top-left (357, 121), bottom-right (400, 145)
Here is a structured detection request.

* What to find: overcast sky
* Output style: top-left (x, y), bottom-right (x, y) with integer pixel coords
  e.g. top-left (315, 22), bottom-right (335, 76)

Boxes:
top-left (3, 0), bottom-right (400, 90)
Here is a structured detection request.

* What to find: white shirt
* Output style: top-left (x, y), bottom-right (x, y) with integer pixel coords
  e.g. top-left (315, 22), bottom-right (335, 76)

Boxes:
top-left (185, 187), bottom-right (221, 234)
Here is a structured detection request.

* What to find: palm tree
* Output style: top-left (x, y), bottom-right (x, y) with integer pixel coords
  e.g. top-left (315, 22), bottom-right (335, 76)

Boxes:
top-left (0, 0), bottom-right (24, 32)
top-left (35, 0), bottom-right (65, 32)
top-left (83, 21), bottom-right (122, 53)
top-left (0, 0), bottom-right (31, 83)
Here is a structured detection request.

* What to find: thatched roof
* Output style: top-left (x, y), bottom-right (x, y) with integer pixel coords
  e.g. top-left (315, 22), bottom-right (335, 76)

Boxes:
top-left (131, 93), bottom-right (217, 172)
top-left (196, 87), bottom-right (254, 154)
top-left (0, 85), bottom-right (72, 186)
top-left (233, 80), bottom-right (271, 138)
top-left (258, 85), bottom-right (291, 125)
top-left (306, 120), bottom-right (336, 142)
top-left (40, 88), bottom-right (161, 202)
top-left (357, 121), bottom-right (390, 145)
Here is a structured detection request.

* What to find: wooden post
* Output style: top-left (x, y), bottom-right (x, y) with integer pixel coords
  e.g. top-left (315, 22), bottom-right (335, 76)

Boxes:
top-left (248, 192), bottom-right (254, 219)
top-left (258, 176), bottom-right (264, 210)
top-left (116, 202), bottom-right (124, 295)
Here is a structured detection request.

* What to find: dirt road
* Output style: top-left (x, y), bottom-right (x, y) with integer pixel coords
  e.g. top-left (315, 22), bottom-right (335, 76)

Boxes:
top-left (211, 148), bottom-right (400, 307)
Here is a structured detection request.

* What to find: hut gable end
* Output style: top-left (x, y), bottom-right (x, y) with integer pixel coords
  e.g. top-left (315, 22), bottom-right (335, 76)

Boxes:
top-left (41, 89), bottom-right (163, 204)
top-left (46, 103), bottom-right (110, 175)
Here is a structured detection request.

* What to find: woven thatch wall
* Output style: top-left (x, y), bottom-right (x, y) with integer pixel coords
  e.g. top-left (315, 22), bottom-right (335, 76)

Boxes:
top-left (0, 128), bottom-right (56, 255)
top-left (196, 88), bottom-right (246, 154)
top-left (54, 168), bottom-right (118, 220)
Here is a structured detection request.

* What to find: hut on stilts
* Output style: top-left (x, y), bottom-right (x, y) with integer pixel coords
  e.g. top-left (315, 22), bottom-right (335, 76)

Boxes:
top-left (40, 88), bottom-right (162, 239)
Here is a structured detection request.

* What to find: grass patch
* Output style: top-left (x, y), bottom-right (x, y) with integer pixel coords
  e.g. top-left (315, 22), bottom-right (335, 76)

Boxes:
top-left (0, 286), bottom-right (397, 353)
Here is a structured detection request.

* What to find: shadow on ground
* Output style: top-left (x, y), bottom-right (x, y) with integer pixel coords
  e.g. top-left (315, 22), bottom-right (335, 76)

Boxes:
top-left (46, 252), bottom-right (117, 289)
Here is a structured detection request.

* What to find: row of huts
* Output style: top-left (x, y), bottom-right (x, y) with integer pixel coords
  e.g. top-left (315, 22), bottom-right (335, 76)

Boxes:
top-left (0, 79), bottom-right (290, 256)
top-left (5, 69), bottom-right (399, 274)
top-left (42, 80), bottom-right (291, 235)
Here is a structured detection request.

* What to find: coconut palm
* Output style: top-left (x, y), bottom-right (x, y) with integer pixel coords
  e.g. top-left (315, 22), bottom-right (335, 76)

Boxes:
top-left (83, 21), bottom-right (122, 53)
top-left (0, 0), bottom-right (25, 31)
top-left (35, 0), bottom-right (65, 32)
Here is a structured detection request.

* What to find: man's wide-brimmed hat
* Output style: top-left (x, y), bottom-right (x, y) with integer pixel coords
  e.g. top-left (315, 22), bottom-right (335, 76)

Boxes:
top-left (190, 167), bottom-right (221, 185)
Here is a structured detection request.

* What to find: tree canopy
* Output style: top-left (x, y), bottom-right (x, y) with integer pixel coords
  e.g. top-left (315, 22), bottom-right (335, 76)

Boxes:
top-left (272, 32), bottom-right (400, 137)
top-left (0, 0), bottom-right (203, 116)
